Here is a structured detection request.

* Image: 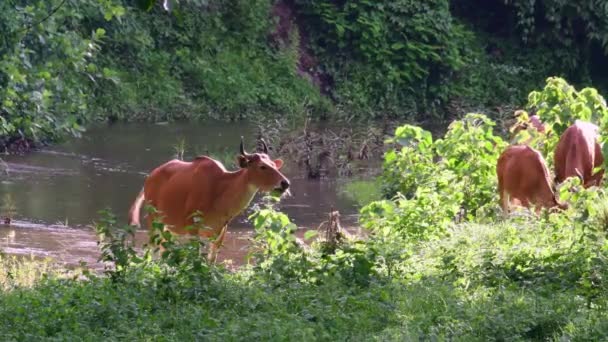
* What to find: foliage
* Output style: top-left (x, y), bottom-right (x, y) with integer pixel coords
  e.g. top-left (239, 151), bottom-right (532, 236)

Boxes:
top-left (380, 113), bottom-right (506, 222)
top-left (506, 0), bottom-right (608, 64)
top-left (295, 0), bottom-right (472, 118)
top-left (293, 0), bottom-right (608, 121)
top-left (87, 0), bottom-right (328, 122)
top-left (3, 182), bottom-right (608, 339)
top-left (3, 0), bottom-right (608, 147)
top-left (4, 94), bottom-right (608, 339)
top-left (511, 77), bottom-right (608, 168)
top-left (94, 209), bottom-right (143, 281)
top-left (363, 114), bottom-right (506, 241)
top-left (452, 0), bottom-right (608, 95)
top-left (246, 201), bottom-right (378, 288)
top-left (0, 254), bottom-right (61, 291)
top-left (0, 0), bottom-right (327, 149)
top-left (247, 205), bottom-right (313, 284)
top-left (528, 77), bottom-right (608, 134)
top-left (0, 0), bottom-right (117, 148)
top-left (445, 28), bottom-right (558, 118)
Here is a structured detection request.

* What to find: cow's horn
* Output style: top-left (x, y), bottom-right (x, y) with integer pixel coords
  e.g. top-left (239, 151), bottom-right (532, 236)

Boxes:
top-left (260, 138), bottom-right (269, 154)
top-left (240, 136), bottom-right (248, 156)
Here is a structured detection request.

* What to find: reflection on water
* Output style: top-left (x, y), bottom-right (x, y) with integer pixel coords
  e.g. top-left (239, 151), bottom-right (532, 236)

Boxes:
top-left (0, 121), bottom-right (365, 268)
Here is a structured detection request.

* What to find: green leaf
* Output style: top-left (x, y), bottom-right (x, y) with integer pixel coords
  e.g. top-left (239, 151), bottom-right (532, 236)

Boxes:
top-left (391, 42), bottom-right (405, 50)
top-left (95, 28), bottom-right (106, 38)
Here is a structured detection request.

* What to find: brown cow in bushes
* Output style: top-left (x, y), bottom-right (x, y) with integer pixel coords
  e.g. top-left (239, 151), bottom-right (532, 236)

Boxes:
top-left (497, 145), bottom-right (567, 214)
top-left (554, 120), bottom-right (604, 188)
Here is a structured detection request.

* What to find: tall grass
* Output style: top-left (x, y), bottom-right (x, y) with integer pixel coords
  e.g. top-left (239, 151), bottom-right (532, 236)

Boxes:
top-left (0, 254), bottom-right (61, 290)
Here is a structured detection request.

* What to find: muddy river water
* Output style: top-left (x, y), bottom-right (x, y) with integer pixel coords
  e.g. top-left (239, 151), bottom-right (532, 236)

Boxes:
top-left (0, 122), bottom-right (367, 269)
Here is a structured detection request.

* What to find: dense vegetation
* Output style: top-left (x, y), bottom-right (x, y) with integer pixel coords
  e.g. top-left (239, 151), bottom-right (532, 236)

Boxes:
top-left (2, 0), bottom-right (608, 149)
top-left (3, 0), bottom-right (608, 337)
top-left (2, 78), bottom-right (608, 340)
top-left (0, 0), bottom-right (327, 150)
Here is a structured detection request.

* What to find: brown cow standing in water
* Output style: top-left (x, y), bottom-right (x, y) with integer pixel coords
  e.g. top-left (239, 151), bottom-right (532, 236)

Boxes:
top-left (129, 138), bottom-right (290, 263)
top-left (497, 145), bottom-right (567, 214)
top-left (554, 120), bottom-right (604, 188)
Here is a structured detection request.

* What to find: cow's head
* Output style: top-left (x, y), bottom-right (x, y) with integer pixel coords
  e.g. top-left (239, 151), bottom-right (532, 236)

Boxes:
top-left (238, 137), bottom-right (290, 193)
top-left (550, 183), bottom-right (569, 212)
top-left (510, 111), bottom-right (546, 136)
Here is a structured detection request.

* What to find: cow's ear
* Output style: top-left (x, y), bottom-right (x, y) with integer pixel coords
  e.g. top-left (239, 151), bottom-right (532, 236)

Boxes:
top-left (274, 159), bottom-right (283, 169)
top-left (238, 155), bottom-right (249, 168)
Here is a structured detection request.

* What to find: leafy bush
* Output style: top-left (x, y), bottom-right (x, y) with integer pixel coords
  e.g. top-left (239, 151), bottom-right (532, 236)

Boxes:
top-left (379, 113), bottom-right (506, 221)
top-left (511, 77), bottom-right (608, 169)
top-left (507, 0), bottom-right (608, 64)
top-left (4, 79), bottom-right (608, 340)
top-left (0, 1), bottom-right (118, 147)
top-left (453, 0), bottom-right (608, 86)
top-left (295, 0), bottom-right (473, 118)
top-left (4, 0), bottom-right (608, 147)
top-left (3, 181), bottom-right (608, 340)
top-left (0, 0), bottom-right (328, 148)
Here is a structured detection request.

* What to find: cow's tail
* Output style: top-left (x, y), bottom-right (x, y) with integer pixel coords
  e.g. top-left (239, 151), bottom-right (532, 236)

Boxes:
top-left (128, 187), bottom-right (145, 227)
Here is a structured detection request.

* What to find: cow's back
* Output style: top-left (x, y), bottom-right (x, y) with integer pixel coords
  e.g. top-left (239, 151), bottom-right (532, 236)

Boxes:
top-left (144, 160), bottom-right (193, 225)
top-left (498, 145), bottom-right (555, 208)
top-left (554, 121), bottom-right (601, 185)
top-left (143, 157), bottom-right (229, 233)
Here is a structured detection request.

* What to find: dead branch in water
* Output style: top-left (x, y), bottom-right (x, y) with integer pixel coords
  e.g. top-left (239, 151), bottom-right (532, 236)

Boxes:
top-left (317, 208), bottom-right (353, 253)
top-left (253, 116), bottom-right (392, 179)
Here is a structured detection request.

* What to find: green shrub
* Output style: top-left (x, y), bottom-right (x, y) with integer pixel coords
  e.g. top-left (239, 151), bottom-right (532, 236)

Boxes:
top-left (510, 77), bottom-right (608, 169)
top-left (0, 1), bottom-right (117, 146)
top-left (0, 0), bottom-right (328, 147)
top-left (295, 0), bottom-right (471, 118)
top-left (380, 113), bottom-right (506, 220)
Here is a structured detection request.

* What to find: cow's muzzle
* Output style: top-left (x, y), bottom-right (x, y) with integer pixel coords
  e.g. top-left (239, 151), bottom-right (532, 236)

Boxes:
top-left (280, 180), bottom-right (290, 191)
top-left (272, 180), bottom-right (291, 197)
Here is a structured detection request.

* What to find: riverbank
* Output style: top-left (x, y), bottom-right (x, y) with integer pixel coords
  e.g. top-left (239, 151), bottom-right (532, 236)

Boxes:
top-left (1, 210), bottom-right (607, 341)
top-left (4, 101), bottom-right (608, 339)
top-left (0, 120), bottom-right (379, 269)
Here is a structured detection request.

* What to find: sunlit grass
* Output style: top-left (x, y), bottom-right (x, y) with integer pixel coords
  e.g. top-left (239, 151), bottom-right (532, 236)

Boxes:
top-left (340, 178), bottom-right (383, 207)
top-left (0, 254), bottom-right (59, 290)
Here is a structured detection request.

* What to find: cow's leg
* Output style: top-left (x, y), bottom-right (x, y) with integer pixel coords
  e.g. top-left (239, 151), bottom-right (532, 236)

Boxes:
top-left (498, 179), bottom-right (509, 217)
top-left (209, 225), bottom-right (229, 263)
top-left (520, 198), bottom-right (530, 208)
top-left (499, 192), bottom-right (507, 213)
top-left (207, 225), bottom-right (228, 264)
top-left (589, 169), bottom-right (604, 187)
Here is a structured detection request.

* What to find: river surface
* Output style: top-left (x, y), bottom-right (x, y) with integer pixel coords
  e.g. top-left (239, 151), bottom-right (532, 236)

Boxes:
top-left (0, 122), bottom-right (369, 269)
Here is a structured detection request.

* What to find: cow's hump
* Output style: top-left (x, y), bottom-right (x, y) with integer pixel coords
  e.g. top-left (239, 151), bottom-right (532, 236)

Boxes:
top-left (193, 155), bottom-right (229, 174)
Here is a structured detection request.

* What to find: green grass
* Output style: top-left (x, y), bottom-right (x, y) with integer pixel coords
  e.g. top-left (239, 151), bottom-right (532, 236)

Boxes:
top-left (1, 213), bottom-right (607, 340)
top-left (340, 178), bottom-right (383, 207)
top-left (3, 107), bottom-right (608, 340)
top-left (0, 254), bottom-right (65, 291)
